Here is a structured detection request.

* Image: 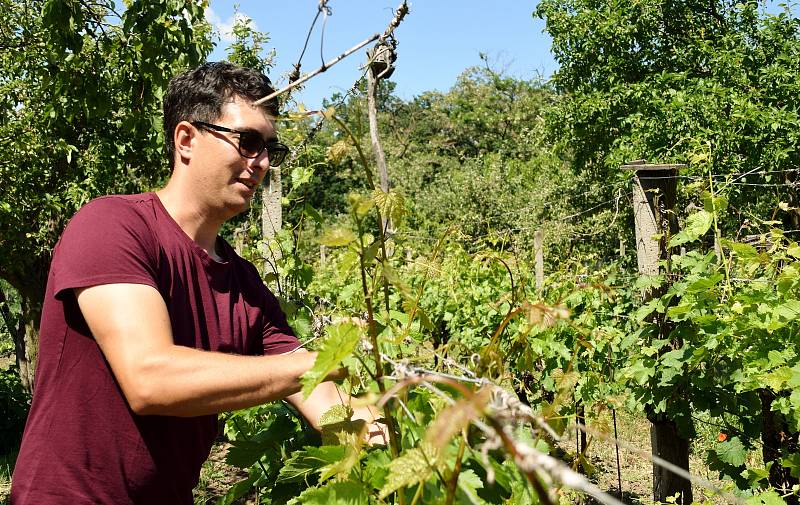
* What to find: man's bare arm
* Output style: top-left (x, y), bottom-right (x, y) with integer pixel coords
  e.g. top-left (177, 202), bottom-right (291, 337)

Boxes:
top-left (75, 283), bottom-right (340, 417)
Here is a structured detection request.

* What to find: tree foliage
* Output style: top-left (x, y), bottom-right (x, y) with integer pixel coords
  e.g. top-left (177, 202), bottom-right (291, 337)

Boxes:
top-left (536, 0), bottom-right (800, 233)
top-left (0, 0), bottom-right (212, 386)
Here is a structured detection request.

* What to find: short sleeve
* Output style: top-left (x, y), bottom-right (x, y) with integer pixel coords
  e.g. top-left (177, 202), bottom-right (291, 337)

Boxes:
top-left (260, 285), bottom-right (301, 355)
top-left (51, 197), bottom-right (159, 299)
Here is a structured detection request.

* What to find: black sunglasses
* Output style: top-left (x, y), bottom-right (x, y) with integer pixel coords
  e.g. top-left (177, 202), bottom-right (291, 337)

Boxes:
top-left (191, 121), bottom-right (289, 167)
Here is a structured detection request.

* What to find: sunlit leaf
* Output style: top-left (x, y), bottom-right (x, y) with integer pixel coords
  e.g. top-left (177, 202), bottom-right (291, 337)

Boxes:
top-left (287, 480), bottom-right (370, 505)
top-left (379, 442), bottom-right (441, 499)
top-left (300, 322), bottom-right (362, 398)
top-left (669, 210), bottom-right (713, 247)
top-left (714, 436), bottom-right (747, 467)
top-left (318, 226), bottom-right (357, 247)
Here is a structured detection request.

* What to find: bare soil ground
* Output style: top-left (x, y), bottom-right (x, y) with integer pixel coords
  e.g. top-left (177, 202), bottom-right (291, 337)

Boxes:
top-left (193, 442), bottom-right (253, 505)
top-left (556, 409), bottom-right (735, 504)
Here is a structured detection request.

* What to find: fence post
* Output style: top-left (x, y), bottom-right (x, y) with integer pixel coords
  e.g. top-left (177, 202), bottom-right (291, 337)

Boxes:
top-left (367, 47), bottom-right (393, 236)
top-left (320, 245), bottom-right (327, 267)
top-left (234, 226), bottom-right (245, 256)
top-left (619, 238), bottom-right (625, 259)
top-left (534, 229), bottom-right (544, 294)
top-left (623, 161), bottom-right (691, 505)
top-left (261, 169), bottom-right (282, 272)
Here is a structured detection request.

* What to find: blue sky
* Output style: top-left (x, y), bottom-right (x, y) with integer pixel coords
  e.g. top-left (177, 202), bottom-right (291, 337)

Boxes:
top-left (205, 1), bottom-right (555, 109)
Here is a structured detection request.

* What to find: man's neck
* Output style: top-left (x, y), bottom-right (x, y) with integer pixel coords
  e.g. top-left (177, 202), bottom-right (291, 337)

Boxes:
top-left (155, 186), bottom-right (224, 260)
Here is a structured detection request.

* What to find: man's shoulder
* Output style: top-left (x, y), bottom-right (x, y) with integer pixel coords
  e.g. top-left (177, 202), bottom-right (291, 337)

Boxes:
top-left (72, 192), bottom-right (157, 225)
top-left (81, 192), bottom-right (156, 212)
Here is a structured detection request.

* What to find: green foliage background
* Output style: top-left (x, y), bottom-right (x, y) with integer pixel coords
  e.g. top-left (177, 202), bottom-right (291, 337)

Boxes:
top-left (4, 0), bottom-right (800, 503)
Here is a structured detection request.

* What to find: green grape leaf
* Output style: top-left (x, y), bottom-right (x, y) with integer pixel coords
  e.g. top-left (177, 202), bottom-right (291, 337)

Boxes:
top-left (348, 192), bottom-right (374, 218)
top-left (287, 481), bottom-right (370, 505)
top-left (669, 210), bottom-right (713, 248)
top-left (277, 445), bottom-right (346, 483)
top-left (714, 437), bottom-right (747, 467)
top-left (319, 429), bottom-right (366, 481)
top-left (372, 187), bottom-right (407, 225)
top-left (304, 202), bottom-right (324, 224)
top-left (773, 300), bottom-right (800, 322)
top-left (225, 438), bottom-right (272, 469)
top-left (725, 240), bottom-right (760, 261)
top-left (456, 469), bottom-right (485, 504)
top-left (379, 442), bottom-right (441, 499)
top-left (702, 192), bottom-right (728, 213)
top-left (762, 367), bottom-right (793, 390)
top-left (685, 273), bottom-right (724, 294)
top-left (319, 404), bottom-right (353, 427)
top-left (318, 226), bottom-right (357, 247)
top-left (746, 490), bottom-right (787, 505)
top-left (634, 298), bottom-right (661, 321)
top-left (301, 322), bottom-right (362, 398)
top-left (364, 450), bottom-right (392, 490)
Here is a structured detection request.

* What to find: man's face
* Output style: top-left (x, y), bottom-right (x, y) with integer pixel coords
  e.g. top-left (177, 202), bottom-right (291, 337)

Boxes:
top-left (191, 96), bottom-right (276, 219)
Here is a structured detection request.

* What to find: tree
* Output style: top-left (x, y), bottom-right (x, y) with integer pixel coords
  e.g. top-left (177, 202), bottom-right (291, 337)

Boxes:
top-left (535, 0), bottom-right (800, 500)
top-left (536, 0), bottom-right (800, 235)
top-left (0, 0), bottom-right (212, 390)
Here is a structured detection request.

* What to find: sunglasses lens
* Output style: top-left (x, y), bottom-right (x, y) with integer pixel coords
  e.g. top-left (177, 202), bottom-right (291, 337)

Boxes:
top-left (238, 133), bottom-right (264, 158)
top-left (268, 144), bottom-right (288, 166)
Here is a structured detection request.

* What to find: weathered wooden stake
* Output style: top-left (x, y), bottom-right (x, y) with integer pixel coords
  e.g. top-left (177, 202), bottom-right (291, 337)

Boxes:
top-left (261, 169), bottom-right (282, 272)
top-left (234, 226), bottom-right (245, 256)
top-left (367, 56), bottom-right (392, 235)
top-left (624, 161), bottom-right (692, 505)
top-left (619, 238), bottom-right (625, 258)
top-left (320, 245), bottom-right (327, 267)
top-left (534, 229), bottom-right (544, 294)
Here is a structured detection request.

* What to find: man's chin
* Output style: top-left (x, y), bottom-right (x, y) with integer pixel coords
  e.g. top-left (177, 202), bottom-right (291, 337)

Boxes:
top-left (221, 197), bottom-right (251, 220)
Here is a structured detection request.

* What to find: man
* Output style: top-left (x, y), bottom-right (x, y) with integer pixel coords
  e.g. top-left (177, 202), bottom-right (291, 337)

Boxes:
top-left (11, 62), bottom-right (381, 504)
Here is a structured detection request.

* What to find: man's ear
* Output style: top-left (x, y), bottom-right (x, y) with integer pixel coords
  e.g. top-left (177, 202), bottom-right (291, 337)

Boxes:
top-left (174, 121), bottom-right (196, 164)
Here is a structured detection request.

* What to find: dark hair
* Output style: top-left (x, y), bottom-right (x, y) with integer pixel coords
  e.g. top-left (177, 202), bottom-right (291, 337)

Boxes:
top-left (163, 62), bottom-right (279, 167)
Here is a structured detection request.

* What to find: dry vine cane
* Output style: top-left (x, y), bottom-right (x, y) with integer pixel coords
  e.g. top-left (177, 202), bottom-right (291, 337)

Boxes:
top-left (253, 0), bottom-right (409, 107)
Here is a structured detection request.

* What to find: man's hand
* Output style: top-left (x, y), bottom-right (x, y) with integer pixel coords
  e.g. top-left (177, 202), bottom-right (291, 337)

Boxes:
top-left (286, 379), bottom-right (389, 446)
top-left (354, 405), bottom-right (389, 446)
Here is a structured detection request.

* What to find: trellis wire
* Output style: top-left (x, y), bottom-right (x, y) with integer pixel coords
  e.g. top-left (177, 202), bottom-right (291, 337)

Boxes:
top-left (375, 348), bottom-right (748, 504)
top-left (253, 1), bottom-right (409, 106)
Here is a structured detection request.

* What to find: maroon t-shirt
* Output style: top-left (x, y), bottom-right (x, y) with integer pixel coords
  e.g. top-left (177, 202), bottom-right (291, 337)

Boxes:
top-left (11, 193), bottom-right (300, 504)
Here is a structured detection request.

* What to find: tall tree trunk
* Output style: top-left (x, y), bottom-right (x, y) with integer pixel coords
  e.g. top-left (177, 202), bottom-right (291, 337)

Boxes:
top-left (17, 297), bottom-right (40, 392)
top-left (0, 285), bottom-right (42, 393)
top-left (648, 412), bottom-right (693, 504)
top-left (760, 389), bottom-right (799, 504)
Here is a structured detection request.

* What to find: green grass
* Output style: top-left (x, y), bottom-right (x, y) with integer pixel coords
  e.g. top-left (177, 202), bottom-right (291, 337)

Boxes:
top-left (0, 450), bottom-right (17, 505)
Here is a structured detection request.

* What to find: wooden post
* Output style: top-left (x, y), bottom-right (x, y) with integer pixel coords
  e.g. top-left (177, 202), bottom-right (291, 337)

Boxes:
top-left (367, 51), bottom-right (392, 236)
top-left (261, 168), bottom-right (282, 272)
top-left (320, 245), bottom-right (327, 267)
top-left (534, 229), bottom-right (544, 294)
top-left (623, 161), bottom-right (692, 505)
top-left (233, 226), bottom-right (245, 256)
top-left (619, 238), bottom-right (625, 258)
